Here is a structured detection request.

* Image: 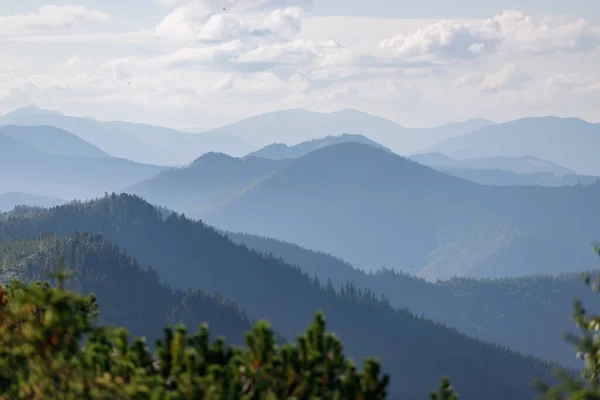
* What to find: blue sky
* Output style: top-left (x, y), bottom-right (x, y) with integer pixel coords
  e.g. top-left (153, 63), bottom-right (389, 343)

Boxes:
top-left (0, 0), bottom-right (599, 129)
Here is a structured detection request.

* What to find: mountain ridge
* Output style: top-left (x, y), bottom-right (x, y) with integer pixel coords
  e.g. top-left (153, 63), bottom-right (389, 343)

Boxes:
top-left (426, 116), bottom-right (600, 175)
top-left (199, 142), bottom-right (600, 280)
top-left (0, 193), bottom-right (558, 399)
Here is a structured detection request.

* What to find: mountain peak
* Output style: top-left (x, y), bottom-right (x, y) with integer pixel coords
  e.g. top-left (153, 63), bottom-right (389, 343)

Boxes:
top-left (191, 151), bottom-right (237, 165)
top-left (2, 105), bottom-right (63, 119)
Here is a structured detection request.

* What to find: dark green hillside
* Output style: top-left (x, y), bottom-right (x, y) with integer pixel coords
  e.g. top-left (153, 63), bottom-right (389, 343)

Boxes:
top-left (226, 231), bottom-right (599, 367)
top-left (0, 232), bottom-right (250, 344)
top-left (0, 194), bottom-right (558, 399)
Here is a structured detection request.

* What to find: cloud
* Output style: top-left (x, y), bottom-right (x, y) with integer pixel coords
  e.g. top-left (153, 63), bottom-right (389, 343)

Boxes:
top-left (155, 0), bottom-right (304, 42)
top-left (479, 64), bottom-right (531, 92)
top-left (154, 40), bottom-right (246, 67)
top-left (374, 20), bottom-right (501, 63)
top-left (236, 39), bottom-right (342, 67)
top-left (0, 5), bottom-right (111, 37)
top-left (453, 72), bottom-right (483, 87)
top-left (370, 10), bottom-right (600, 65)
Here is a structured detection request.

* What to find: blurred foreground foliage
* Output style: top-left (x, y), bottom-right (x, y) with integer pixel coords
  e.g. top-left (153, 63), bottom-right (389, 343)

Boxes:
top-left (1, 246), bottom-right (600, 399)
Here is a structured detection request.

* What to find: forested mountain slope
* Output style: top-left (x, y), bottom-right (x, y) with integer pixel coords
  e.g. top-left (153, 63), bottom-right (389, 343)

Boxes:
top-left (0, 232), bottom-right (251, 343)
top-left (0, 194), bottom-right (558, 400)
top-left (226, 231), bottom-right (598, 367)
top-left (202, 142), bottom-right (600, 279)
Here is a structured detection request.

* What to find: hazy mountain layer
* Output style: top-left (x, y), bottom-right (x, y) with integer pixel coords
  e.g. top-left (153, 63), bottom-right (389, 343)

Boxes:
top-left (425, 117), bottom-right (600, 175)
top-left (198, 143), bottom-right (600, 280)
top-left (0, 132), bottom-right (167, 199)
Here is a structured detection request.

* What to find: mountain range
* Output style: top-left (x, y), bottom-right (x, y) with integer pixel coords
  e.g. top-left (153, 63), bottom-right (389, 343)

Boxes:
top-left (193, 142), bottom-right (600, 280)
top-left (0, 106), bottom-right (253, 165)
top-left (0, 194), bottom-right (559, 399)
top-left (225, 230), bottom-right (599, 368)
top-left (203, 108), bottom-right (495, 153)
top-left (408, 153), bottom-right (575, 175)
top-left (425, 117), bottom-right (600, 175)
top-left (0, 127), bottom-right (167, 199)
top-left (246, 133), bottom-right (391, 159)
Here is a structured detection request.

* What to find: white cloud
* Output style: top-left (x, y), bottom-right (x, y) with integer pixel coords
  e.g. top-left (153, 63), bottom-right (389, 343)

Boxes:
top-left (453, 72), bottom-right (483, 87)
top-left (1, 5), bottom-right (599, 128)
top-left (479, 64), bottom-right (530, 92)
top-left (370, 10), bottom-right (600, 65)
top-left (0, 5), bottom-right (111, 37)
top-left (155, 0), bottom-right (304, 42)
top-left (154, 40), bottom-right (246, 67)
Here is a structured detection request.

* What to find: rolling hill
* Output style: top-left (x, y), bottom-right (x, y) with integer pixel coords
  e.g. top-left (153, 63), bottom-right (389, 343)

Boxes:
top-left (0, 131), bottom-right (167, 199)
top-left (204, 108), bottom-right (494, 154)
top-left (0, 194), bottom-right (559, 400)
top-left (197, 142), bottom-right (600, 280)
top-left (425, 117), bottom-right (600, 175)
top-left (246, 134), bottom-right (391, 159)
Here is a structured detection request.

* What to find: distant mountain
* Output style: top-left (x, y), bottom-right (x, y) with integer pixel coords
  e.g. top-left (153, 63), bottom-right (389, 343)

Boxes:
top-left (199, 142), bottom-right (600, 280)
top-left (104, 121), bottom-right (254, 160)
top-left (0, 125), bottom-right (109, 159)
top-left (425, 117), bottom-right (600, 175)
top-left (0, 194), bottom-right (558, 399)
top-left (0, 131), bottom-right (167, 199)
top-left (425, 118), bottom-right (495, 139)
top-left (205, 108), bottom-right (495, 154)
top-left (436, 167), bottom-right (600, 187)
top-left (409, 153), bottom-right (574, 175)
top-left (224, 230), bottom-right (596, 368)
top-left (0, 106), bottom-right (173, 165)
top-left (184, 126), bottom-right (207, 134)
top-left (246, 134), bottom-right (391, 159)
top-left (0, 107), bottom-right (255, 165)
top-left (0, 192), bottom-right (65, 212)
top-left (124, 153), bottom-right (289, 214)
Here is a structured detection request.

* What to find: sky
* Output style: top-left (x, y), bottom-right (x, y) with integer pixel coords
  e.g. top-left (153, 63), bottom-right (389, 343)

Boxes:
top-left (1, 0), bottom-right (599, 129)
